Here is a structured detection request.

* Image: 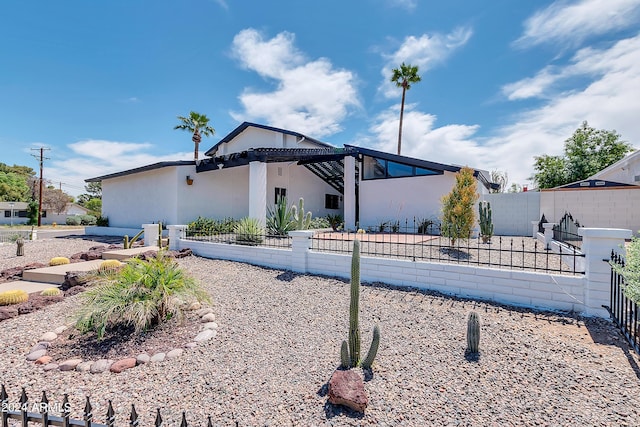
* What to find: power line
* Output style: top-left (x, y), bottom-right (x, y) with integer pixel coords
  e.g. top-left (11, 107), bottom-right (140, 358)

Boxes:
top-left (31, 147), bottom-right (50, 227)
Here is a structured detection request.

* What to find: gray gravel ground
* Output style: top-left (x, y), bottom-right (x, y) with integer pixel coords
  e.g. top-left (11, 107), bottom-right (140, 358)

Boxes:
top-left (0, 238), bottom-right (639, 426)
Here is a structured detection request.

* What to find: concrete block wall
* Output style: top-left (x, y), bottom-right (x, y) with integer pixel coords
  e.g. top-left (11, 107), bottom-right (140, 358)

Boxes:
top-left (483, 192), bottom-right (540, 236)
top-left (176, 227), bottom-right (631, 318)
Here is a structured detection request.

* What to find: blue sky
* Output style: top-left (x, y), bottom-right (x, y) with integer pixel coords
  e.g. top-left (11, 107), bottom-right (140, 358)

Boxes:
top-left (1, 0), bottom-right (639, 196)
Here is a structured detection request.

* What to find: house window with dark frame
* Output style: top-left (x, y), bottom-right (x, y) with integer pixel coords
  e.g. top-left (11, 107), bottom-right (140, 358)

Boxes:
top-left (275, 187), bottom-right (287, 204)
top-left (17, 210), bottom-right (27, 218)
top-left (3, 211), bottom-right (10, 218)
top-left (325, 194), bottom-right (339, 210)
top-left (361, 155), bottom-right (440, 180)
top-left (42, 210), bottom-right (47, 218)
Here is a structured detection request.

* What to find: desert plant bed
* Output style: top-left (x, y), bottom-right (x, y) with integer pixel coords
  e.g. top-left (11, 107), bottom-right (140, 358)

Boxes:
top-left (0, 248), bottom-right (638, 425)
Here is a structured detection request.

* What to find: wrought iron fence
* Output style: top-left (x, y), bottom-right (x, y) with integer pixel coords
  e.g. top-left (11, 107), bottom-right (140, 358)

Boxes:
top-left (0, 230), bottom-right (31, 244)
top-left (604, 251), bottom-right (640, 355)
top-left (311, 223), bottom-right (585, 275)
top-left (538, 214), bottom-right (548, 234)
top-left (553, 212), bottom-right (583, 250)
top-left (0, 386), bottom-right (226, 427)
top-left (184, 228), bottom-right (292, 249)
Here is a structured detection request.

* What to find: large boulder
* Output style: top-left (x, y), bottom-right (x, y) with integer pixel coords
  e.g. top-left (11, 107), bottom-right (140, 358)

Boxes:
top-left (328, 369), bottom-right (368, 413)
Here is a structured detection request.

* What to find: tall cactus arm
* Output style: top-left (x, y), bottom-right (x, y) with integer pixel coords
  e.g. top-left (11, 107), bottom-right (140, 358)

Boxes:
top-left (361, 325), bottom-right (380, 369)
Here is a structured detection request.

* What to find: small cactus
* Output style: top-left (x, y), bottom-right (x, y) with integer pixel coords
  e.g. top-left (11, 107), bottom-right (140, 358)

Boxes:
top-left (291, 198), bottom-right (312, 230)
top-left (478, 201), bottom-right (493, 243)
top-left (49, 257), bottom-right (70, 266)
top-left (0, 289), bottom-right (29, 306)
top-left (466, 311), bottom-right (481, 354)
top-left (40, 287), bottom-right (62, 297)
top-left (340, 340), bottom-right (350, 369)
top-left (99, 259), bottom-right (123, 272)
top-left (16, 238), bottom-right (24, 256)
top-left (361, 325), bottom-right (380, 369)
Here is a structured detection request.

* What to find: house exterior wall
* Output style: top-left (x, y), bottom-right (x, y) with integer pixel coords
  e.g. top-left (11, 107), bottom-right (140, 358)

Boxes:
top-left (357, 172), bottom-right (457, 228)
top-left (102, 167), bottom-right (179, 228)
top-left (540, 187), bottom-right (640, 235)
top-left (266, 163), bottom-right (342, 218)
top-left (215, 127), bottom-right (324, 155)
top-left (591, 151), bottom-right (640, 185)
top-left (483, 192), bottom-right (541, 236)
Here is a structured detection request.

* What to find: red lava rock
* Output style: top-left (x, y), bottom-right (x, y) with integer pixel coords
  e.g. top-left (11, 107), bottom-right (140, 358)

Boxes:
top-left (0, 306), bottom-right (19, 321)
top-left (110, 358), bottom-right (137, 373)
top-left (22, 263), bottom-right (47, 271)
top-left (0, 266), bottom-right (24, 279)
top-left (17, 294), bottom-right (63, 314)
top-left (35, 356), bottom-right (53, 365)
top-left (64, 286), bottom-right (87, 296)
top-left (328, 369), bottom-right (368, 413)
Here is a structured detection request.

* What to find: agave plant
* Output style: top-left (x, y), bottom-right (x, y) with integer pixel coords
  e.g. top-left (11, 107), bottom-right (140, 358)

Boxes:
top-left (266, 197), bottom-right (296, 236)
top-left (234, 217), bottom-right (264, 245)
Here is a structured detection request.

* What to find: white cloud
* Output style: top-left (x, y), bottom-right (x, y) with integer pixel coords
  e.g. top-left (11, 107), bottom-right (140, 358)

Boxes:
top-left (46, 140), bottom-right (192, 196)
top-left (213, 0), bottom-right (228, 10)
top-left (230, 29), bottom-right (359, 137)
top-left (365, 33), bottom-right (640, 188)
top-left (515, 0), bottom-right (640, 49)
top-left (380, 28), bottom-right (472, 98)
top-left (389, 0), bottom-right (417, 11)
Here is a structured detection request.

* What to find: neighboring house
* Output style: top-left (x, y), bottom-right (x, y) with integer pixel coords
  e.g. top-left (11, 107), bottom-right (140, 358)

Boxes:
top-left (588, 149), bottom-right (640, 185)
top-left (87, 122), bottom-right (496, 230)
top-left (0, 202), bottom-right (89, 226)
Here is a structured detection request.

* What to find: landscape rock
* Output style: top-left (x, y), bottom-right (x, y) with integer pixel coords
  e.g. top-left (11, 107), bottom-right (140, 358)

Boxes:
top-left (76, 361), bottom-right (92, 372)
top-left (17, 294), bottom-right (63, 315)
top-left (29, 342), bottom-right (50, 353)
top-left (194, 329), bottom-right (216, 342)
top-left (187, 302), bottom-right (201, 311)
top-left (201, 313), bottom-right (216, 322)
top-left (90, 359), bottom-right (113, 374)
top-left (59, 359), bottom-right (83, 371)
top-left (203, 322), bottom-right (218, 330)
top-left (43, 363), bottom-right (59, 372)
top-left (184, 342), bottom-right (197, 349)
top-left (0, 266), bottom-right (24, 279)
top-left (54, 326), bottom-right (66, 335)
top-left (35, 356), bottom-right (53, 365)
top-left (40, 331), bottom-right (58, 342)
top-left (196, 307), bottom-right (213, 316)
top-left (328, 369), bottom-right (368, 413)
top-left (150, 353), bottom-right (165, 363)
top-left (64, 285), bottom-right (87, 296)
top-left (166, 348), bottom-right (184, 359)
top-left (110, 358), bottom-right (137, 373)
top-left (136, 354), bottom-right (150, 364)
top-left (60, 271), bottom-right (91, 291)
top-left (165, 248), bottom-right (193, 259)
top-left (26, 349), bottom-right (47, 361)
top-left (0, 307), bottom-right (19, 321)
top-left (22, 263), bottom-right (48, 271)
top-left (80, 250), bottom-right (104, 261)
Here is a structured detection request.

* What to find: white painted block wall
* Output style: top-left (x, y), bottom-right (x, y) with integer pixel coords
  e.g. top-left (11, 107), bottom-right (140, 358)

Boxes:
top-left (483, 192), bottom-right (541, 236)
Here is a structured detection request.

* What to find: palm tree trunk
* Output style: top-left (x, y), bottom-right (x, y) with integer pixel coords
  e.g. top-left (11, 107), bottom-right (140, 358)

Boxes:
top-left (397, 86), bottom-right (407, 155)
top-left (192, 128), bottom-right (202, 161)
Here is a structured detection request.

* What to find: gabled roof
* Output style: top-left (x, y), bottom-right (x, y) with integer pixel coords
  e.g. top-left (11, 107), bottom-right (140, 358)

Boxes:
top-left (85, 161), bottom-right (194, 182)
top-left (550, 179), bottom-right (639, 190)
top-left (589, 149), bottom-right (640, 180)
top-left (203, 121), bottom-right (333, 157)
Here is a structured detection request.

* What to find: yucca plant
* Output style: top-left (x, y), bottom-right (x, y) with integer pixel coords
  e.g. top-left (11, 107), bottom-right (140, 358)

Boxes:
top-left (266, 197), bottom-right (296, 236)
top-left (234, 217), bottom-right (264, 245)
top-left (75, 253), bottom-right (210, 340)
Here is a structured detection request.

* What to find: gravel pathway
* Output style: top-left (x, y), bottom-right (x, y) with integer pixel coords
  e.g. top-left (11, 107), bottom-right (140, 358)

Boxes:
top-left (0, 238), bottom-right (639, 426)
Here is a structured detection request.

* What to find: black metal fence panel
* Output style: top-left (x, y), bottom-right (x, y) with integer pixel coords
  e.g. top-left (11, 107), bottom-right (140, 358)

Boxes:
top-left (552, 212), bottom-right (583, 250)
top-left (605, 251), bottom-right (640, 355)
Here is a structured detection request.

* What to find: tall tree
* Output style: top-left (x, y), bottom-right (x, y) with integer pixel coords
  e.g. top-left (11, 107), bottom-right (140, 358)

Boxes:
top-left (531, 121), bottom-right (634, 189)
top-left (85, 181), bottom-right (102, 199)
top-left (489, 170), bottom-right (509, 193)
top-left (42, 187), bottom-right (73, 214)
top-left (174, 111), bottom-right (216, 161)
top-left (390, 63), bottom-right (421, 155)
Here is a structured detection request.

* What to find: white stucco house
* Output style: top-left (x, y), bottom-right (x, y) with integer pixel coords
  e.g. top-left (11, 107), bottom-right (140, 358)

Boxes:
top-left (588, 149), bottom-right (640, 185)
top-left (87, 122), bottom-right (496, 230)
top-left (0, 202), bottom-right (89, 225)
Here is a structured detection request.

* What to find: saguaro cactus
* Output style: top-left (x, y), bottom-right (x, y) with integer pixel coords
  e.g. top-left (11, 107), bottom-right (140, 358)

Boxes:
top-left (478, 201), bottom-right (494, 243)
top-left (340, 239), bottom-right (381, 369)
top-left (467, 311), bottom-right (481, 354)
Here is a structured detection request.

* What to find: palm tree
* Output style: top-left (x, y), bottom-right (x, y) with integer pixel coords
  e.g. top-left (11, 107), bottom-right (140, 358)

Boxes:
top-left (174, 111), bottom-right (216, 161)
top-left (390, 63), bottom-right (421, 155)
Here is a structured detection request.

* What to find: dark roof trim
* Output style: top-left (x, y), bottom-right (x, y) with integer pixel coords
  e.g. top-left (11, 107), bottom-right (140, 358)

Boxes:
top-left (85, 161), bottom-right (195, 182)
top-left (203, 122), bottom-right (333, 157)
top-left (551, 179), bottom-right (639, 190)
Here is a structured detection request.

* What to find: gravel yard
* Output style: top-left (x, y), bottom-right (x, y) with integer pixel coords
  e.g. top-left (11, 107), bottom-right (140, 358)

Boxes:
top-left (0, 238), bottom-right (639, 426)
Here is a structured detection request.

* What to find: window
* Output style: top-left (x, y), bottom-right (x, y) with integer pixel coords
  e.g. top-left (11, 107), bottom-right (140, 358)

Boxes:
top-left (325, 194), bottom-right (339, 210)
top-left (3, 211), bottom-right (10, 218)
top-left (275, 187), bottom-right (287, 203)
top-left (42, 210), bottom-right (47, 218)
top-left (362, 155), bottom-right (440, 180)
top-left (17, 210), bottom-right (27, 218)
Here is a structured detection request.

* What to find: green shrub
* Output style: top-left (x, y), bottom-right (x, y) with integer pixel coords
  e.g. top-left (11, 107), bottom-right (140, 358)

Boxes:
top-left (266, 197), bottom-right (296, 236)
top-left (96, 216), bottom-right (109, 227)
top-left (612, 235), bottom-right (640, 304)
top-left (75, 254), bottom-right (210, 339)
top-left (325, 214), bottom-right (342, 231)
top-left (441, 167), bottom-right (478, 245)
top-left (80, 215), bottom-right (97, 225)
top-left (188, 216), bottom-right (238, 236)
top-left (310, 216), bottom-right (331, 229)
top-left (234, 217), bottom-right (264, 245)
top-left (66, 216), bottom-right (81, 226)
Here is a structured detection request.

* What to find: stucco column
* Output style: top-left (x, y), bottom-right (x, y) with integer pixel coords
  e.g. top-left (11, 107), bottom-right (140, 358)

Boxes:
top-left (579, 228), bottom-right (631, 317)
top-left (167, 225), bottom-right (187, 251)
top-left (249, 161), bottom-right (267, 227)
top-left (30, 229), bottom-right (37, 241)
top-left (289, 230), bottom-right (314, 273)
top-left (343, 155), bottom-right (356, 231)
top-left (143, 223), bottom-right (159, 247)
top-left (531, 221), bottom-right (539, 238)
top-left (542, 223), bottom-right (556, 249)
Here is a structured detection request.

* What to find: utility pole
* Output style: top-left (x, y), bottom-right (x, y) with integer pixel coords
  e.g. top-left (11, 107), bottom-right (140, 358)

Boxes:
top-left (31, 147), bottom-right (50, 227)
